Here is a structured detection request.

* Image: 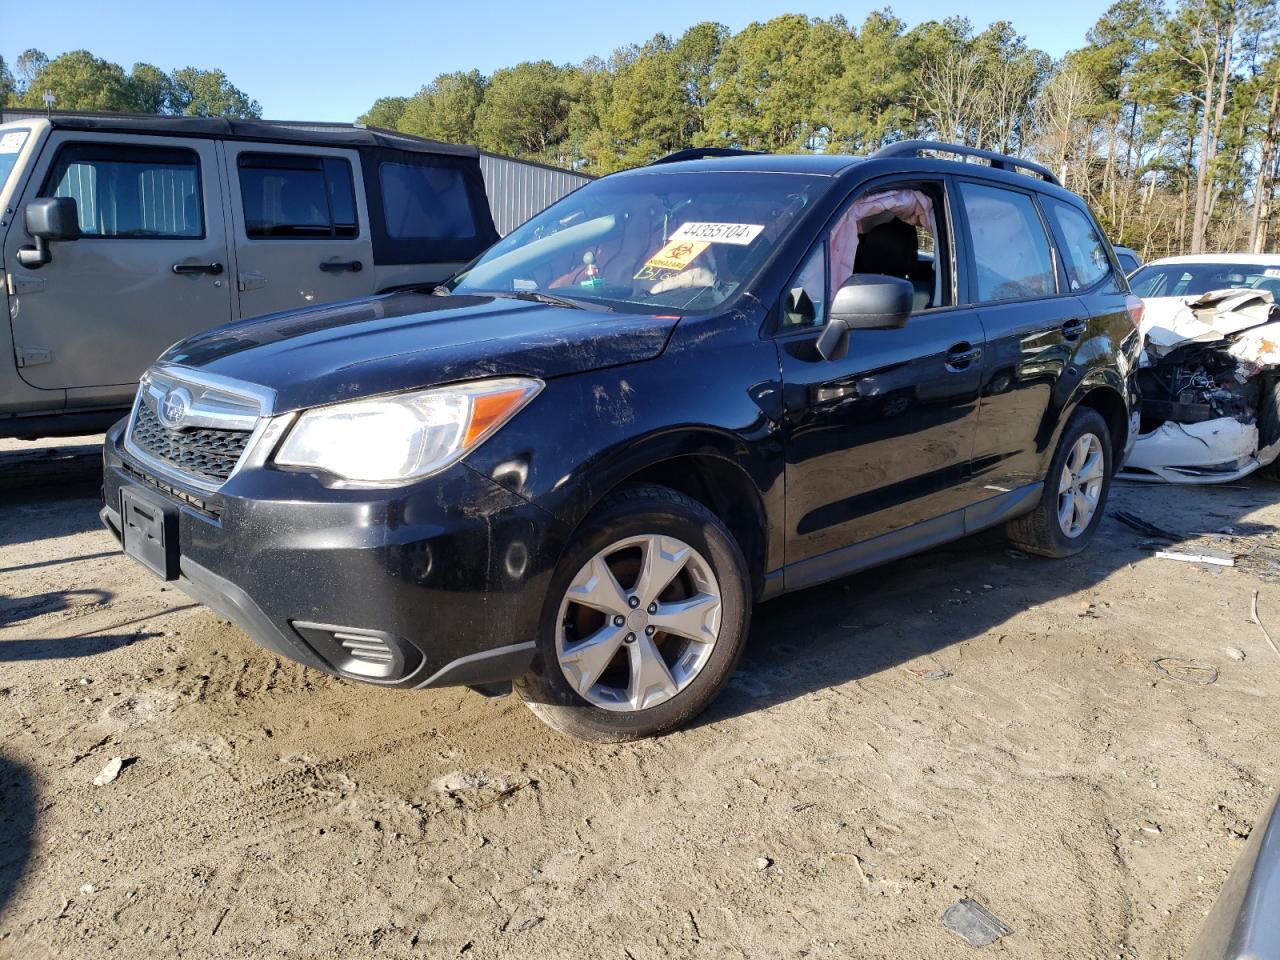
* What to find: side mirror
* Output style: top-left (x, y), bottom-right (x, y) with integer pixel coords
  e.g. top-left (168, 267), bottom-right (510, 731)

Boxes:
top-left (816, 274), bottom-right (913, 361)
top-left (16, 197), bottom-right (81, 269)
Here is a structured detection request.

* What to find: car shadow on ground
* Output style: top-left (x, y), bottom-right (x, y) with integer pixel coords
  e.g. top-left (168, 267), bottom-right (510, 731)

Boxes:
top-left (697, 478), bottom-right (1279, 727)
top-left (0, 442), bottom-right (104, 549)
top-left (0, 754), bottom-right (36, 919)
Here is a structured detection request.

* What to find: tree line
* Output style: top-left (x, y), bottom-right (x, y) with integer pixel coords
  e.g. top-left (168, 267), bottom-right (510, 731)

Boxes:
top-left (361, 1), bottom-right (1279, 258)
top-left (0, 49), bottom-right (261, 119)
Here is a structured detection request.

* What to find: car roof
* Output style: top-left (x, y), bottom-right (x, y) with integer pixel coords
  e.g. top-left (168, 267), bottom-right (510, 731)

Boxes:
top-left (1, 111), bottom-right (478, 158)
top-left (1144, 253), bottom-right (1280, 267)
top-left (611, 153), bottom-right (864, 178)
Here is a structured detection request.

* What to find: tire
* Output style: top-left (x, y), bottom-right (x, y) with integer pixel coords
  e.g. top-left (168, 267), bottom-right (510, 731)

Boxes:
top-left (1257, 375), bottom-right (1280, 482)
top-left (514, 483), bottom-right (750, 742)
top-left (1006, 407), bottom-right (1112, 559)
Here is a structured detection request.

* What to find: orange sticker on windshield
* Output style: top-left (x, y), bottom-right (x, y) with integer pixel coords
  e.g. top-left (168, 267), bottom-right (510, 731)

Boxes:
top-left (638, 239), bottom-right (709, 276)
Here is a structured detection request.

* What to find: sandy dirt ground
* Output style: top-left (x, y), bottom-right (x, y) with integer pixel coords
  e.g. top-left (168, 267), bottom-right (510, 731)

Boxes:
top-left (1, 434), bottom-right (1279, 960)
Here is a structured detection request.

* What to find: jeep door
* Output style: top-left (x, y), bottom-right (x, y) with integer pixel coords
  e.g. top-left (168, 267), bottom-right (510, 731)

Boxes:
top-left (222, 143), bottom-right (376, 318)
top-left (776, 176), bottom-right (987, 585)
top-left (3, 134), bottom-right (233, 402)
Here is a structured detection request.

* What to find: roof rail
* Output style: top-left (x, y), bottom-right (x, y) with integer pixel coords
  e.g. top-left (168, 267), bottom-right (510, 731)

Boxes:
top-left (871, 140), bottom-right (1060, 187)
top-left (650, 147), bottom-right (766, 165)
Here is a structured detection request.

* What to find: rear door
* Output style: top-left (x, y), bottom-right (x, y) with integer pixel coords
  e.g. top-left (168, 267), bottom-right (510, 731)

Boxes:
top-left (4, 134), bottom-right (233, 393)
top-left (954, 178), bottom-right (1082, 495)
top-left (222, 142), bottom-right (375, 318)
top-left (777, 176), bottom-right (987, 574)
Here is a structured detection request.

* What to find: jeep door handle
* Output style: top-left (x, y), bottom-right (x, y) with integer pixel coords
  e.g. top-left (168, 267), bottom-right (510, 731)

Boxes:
top-left (319, 259), bottom-right (363, 273)
top-left (945, 343), bottom-right (982, 371)
top-left (1062, 319), bottom-right (1087, 340)
top-left (172, 261), bottom-right (223, 276)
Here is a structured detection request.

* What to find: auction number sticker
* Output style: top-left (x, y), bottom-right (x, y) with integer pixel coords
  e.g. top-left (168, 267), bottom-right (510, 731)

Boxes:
top-left (669, 222), bottom-right (765, 245)
top-left (638, 238), bottom-right (709, 275)
top-left (0, 131), bottom-right (28, 153)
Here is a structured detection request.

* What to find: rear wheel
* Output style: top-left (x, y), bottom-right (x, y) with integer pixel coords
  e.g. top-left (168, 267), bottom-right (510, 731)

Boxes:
top-left (1006, 407), bottom-right (1112, 558)
top-left (514, 484), bottom-right (749, 741)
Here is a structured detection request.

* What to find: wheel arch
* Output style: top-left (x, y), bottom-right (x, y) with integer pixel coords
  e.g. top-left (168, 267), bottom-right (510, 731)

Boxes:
top-left (546, 428), bottom-right (778, 602)
top-left (1070, 379), bottom-right (1130, 468)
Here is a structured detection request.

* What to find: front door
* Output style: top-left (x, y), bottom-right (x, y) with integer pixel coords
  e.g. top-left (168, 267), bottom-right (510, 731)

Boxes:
top-left (777, 178), bottom-right (986, 579)
top-left (5, 134), bottom-right (233, 394)
top-left (222, 142), bottom-right (376, 318)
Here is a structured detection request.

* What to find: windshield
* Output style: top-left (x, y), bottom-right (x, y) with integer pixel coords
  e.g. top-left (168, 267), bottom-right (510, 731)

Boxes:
top-left (0, 130), bottom-right (30, 197)
top-left (450, 170), bottom-right (829, 314)
top-left (1130, 261), bottom-right (1280, 300)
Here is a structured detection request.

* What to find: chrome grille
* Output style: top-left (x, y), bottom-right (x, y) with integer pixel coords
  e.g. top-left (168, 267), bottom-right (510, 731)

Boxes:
top-left (124, 365), bottom-right (274, 490)
top-left (130, 402), bottom-right (250, 484)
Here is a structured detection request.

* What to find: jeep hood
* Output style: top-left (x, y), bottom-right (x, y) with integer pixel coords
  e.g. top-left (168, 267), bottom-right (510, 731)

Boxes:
top-left (160, 291), bottom-right (679, 413)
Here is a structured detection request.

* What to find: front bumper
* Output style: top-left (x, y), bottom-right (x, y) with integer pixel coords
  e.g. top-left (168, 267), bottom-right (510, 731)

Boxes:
top-left (101, 420), bottom-right (567, 688)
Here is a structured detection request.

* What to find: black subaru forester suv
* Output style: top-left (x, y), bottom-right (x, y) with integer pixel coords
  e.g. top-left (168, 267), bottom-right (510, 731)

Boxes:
top-left (102, 141), bottom-right (1141, 741)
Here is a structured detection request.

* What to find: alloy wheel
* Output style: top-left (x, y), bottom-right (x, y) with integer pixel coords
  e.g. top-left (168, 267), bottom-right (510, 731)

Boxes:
top-left (1057, 432), bottom-right (1105, 538)
top-left (555, 534), bottom-right (722, 712)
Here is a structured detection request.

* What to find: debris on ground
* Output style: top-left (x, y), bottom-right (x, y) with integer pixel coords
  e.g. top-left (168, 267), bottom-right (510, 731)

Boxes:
top-left (1153, 658), bottom-right (1219, 684)
top-left (942, 898), bottom-right (1013, 947)
top-left (92, 757), bottom-right (127, 787)
top-left (1251, 590), bottom-right (1280, 658)
top-left (1122, 289), bottom-right (1280, 485)
top-left (1154, 549), bottom-right (1235, 566)
top-left (1113, 511), bottom-right (1182, 540)
top-left (755, 857), bottom-right (773, 871)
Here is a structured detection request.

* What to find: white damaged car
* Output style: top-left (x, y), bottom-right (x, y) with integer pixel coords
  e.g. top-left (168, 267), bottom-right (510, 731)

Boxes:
top-left (1121, 254), bottom-right (1280, 484)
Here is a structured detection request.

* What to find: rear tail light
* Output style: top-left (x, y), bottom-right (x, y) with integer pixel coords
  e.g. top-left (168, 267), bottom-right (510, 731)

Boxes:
top-left (1125, 295), bottom-right (1145, 331)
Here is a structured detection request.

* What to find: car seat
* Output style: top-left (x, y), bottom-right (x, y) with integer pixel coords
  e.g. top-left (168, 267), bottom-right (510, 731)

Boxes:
top-left (853, 218), bottom-right (932, 310)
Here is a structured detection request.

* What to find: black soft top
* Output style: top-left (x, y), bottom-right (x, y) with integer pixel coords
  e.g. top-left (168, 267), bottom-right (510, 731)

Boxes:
top-left (41, 113), bottom-right (478, 159)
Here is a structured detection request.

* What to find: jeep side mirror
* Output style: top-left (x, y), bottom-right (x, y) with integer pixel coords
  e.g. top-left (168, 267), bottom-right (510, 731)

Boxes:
top-left (16, 197), bottom-right (81, 269)
top-left (816, 274), bottom-right (913, 361)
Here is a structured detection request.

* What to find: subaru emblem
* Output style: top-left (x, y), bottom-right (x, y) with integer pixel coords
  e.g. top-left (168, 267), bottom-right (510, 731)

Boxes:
top-left (157, 386), bottom-right (192, 429)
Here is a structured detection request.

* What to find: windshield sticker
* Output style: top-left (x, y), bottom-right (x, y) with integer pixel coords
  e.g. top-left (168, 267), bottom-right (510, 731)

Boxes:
top-left (0, 132), bottom-right (28, 153)
top-left (638, 238), bottom-right (709, 275)
top-left (669, 222), bottom-right (765, 246)
top-left (1265, 268), bottom-right (1280, 279)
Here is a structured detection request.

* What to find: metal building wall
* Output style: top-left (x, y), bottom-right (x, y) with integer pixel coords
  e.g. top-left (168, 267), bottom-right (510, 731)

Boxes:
top-left (479, 152), bottom-right (591, 236)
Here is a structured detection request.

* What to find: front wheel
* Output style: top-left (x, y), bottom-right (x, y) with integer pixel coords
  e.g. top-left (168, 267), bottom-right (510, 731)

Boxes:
top-left (514, 484), bottom-right (750, 741)
top-left (1006, 407), bottom-right (1112, 558)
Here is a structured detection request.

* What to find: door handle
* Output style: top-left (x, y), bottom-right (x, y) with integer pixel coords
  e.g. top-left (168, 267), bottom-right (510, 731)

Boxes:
top-left (319, 259), bottom-right (363, 273)
top-left (945, 342), bottom-right (982, 372)
top-left (172, 261), bottom-right (223, 276)
top-left (1062, 319), bottom-right (1087, 340)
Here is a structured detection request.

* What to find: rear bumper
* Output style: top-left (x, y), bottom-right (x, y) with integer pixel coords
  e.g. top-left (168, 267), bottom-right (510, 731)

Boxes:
top-left (101, 420), bottom-right (567, 689)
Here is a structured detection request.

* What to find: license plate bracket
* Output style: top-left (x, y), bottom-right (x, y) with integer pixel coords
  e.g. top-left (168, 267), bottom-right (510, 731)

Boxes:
top-left (121, 486), bottom-right (179, 581)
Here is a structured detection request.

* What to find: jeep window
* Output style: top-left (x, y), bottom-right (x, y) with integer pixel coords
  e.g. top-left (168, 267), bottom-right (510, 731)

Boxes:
top-left (1129, 262), bottom-right (1280, 299)
top-left (0, 129), bottom-right (29, 196)
top-left (1044, 198), bottom-right (1114, 292)
top-left (43, 143), bottom-right (202, 239)
top-left (238, 153), bottom-right (357, 239)
top-left (379, 161), bottom-right (477, 240)
top-left (450, 171), bottom-right (828, 314)
top-left (959, 182), bottom-right (1057, 302)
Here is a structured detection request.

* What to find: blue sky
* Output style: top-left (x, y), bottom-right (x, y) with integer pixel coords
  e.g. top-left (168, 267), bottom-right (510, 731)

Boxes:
top-left (4, 0), bottom-right (1116, 122)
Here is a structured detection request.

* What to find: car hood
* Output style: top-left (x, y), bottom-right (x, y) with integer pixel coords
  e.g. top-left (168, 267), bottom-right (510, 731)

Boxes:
top-left (160, 291), bottom-right (679, 413)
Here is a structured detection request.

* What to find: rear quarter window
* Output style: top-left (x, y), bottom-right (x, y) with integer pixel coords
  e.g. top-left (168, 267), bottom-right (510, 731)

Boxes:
top-left (378, 161), bottom-right (478, 240)
top-left (1044, 198), bottom-right (1115, 291)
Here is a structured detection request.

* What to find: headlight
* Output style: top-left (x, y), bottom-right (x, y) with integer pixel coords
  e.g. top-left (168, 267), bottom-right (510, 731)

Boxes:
top-left (273, 377), bottom-right (541, 485)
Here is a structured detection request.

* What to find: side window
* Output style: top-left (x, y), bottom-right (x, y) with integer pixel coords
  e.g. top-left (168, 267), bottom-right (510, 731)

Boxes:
top-left (378, 161), bottom-right (478, 239)
top-left (826, 183), bottom-right (950, 312)
top-left (43, 143), bottom-right (202, 239)
top-left (958, 182), bottom-right (1056, 302)
top-left (781, 243), bottom-right (826, 330)
top-left (237, 153), bottom-right (357, 239)
top-left (1045, 198), bottom-right (1114, 291)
